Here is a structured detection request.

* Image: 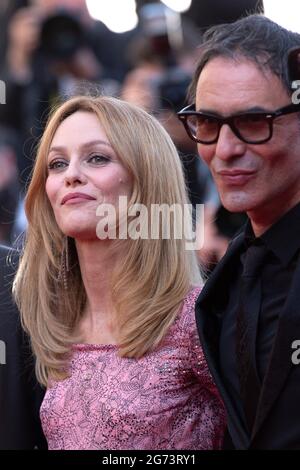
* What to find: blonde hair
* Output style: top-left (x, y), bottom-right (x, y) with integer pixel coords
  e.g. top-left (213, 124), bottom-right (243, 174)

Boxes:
top-left (13, 95), bottom-right (202, 387)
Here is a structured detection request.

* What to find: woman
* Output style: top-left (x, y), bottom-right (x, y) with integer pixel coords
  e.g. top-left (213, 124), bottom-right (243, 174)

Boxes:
top-left (13, 95), bottom-right (225, 450)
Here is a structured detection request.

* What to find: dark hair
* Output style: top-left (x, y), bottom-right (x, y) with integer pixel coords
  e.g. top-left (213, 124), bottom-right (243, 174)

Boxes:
top-left (189, 14), bottom-right (300, 101)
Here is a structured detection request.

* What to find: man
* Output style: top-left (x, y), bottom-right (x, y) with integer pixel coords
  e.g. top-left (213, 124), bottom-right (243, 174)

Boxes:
top-left (0, 245), bottom-right (46, 449)
top-left (178, 14), bottom-right (300, 449)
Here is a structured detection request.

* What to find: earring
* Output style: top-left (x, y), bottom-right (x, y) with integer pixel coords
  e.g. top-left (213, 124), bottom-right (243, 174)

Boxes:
top-left (58, 236), bottom-right (70, 290)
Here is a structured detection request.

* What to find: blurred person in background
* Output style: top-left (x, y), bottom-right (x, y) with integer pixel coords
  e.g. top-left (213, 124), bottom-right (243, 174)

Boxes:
top-left (0, 127), bottom-right (20, 245)
top-left (0, 244), bottom-right (46, 449)
top-left (0, 0), bottom-right (126, 193)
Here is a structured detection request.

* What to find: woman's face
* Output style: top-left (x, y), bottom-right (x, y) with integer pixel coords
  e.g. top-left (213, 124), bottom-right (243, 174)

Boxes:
top-left (45, 110), bottom-right (133, 240)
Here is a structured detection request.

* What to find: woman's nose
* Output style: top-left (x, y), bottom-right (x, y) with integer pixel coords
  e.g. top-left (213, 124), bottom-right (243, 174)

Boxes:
top-left (64, 160), bottom-right (87, 186)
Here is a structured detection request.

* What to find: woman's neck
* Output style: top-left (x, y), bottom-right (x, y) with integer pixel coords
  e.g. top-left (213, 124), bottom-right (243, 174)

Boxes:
top-left (75, 239), bottom-right (121, 342)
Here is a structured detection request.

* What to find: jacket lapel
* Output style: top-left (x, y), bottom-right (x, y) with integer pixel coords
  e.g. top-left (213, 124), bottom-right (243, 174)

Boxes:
top-left (196, 233), bottom-right (250, 448)
top-left (252, 255), bottom-right (300, 438)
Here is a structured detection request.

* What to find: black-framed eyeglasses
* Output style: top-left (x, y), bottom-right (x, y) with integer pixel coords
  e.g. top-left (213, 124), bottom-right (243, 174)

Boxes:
top-left (177, 102), bottom-right (300, 145)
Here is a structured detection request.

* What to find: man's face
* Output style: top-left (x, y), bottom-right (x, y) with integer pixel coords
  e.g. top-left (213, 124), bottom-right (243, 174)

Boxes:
top-left (195, 57), bottom-right (300, 226)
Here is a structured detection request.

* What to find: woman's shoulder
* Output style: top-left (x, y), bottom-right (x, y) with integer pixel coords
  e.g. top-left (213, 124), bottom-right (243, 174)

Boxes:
top-left (167, 285), bottom-right (202, 338)
top-left (181, 285), bottom-right (202, 320)
top-left (184, 285), bottom-right (202, 308)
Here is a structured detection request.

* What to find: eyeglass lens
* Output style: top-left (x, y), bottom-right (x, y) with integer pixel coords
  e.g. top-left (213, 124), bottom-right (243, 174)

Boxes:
top-left (186, 113), bottom-right (271, 143)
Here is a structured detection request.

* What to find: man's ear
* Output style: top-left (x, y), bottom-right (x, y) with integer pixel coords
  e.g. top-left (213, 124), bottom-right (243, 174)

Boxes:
top-left (287, 46), bottom-right (300, 83)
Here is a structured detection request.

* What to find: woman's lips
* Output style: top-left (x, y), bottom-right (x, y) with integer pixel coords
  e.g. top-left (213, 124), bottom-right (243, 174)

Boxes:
top-left (61, 193), bottom-right (96, 205)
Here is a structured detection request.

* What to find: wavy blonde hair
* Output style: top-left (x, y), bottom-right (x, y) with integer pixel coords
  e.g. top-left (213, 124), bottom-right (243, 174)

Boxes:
top-left (13, 95), bottom-right (202, 387)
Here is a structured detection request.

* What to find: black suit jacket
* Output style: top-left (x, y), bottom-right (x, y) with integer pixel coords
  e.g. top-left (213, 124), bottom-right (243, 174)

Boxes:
top-left (0, 245), bottom-right (46, 449)
top-left (196, 232), bottom-right (300, 449)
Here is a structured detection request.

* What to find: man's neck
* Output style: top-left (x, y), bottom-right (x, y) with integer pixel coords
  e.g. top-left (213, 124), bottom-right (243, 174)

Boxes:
top-left (248, 198), bottom-right (300, 237)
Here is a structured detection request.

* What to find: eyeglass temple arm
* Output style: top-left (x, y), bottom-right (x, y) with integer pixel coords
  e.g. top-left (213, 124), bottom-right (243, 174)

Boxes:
top-left (177, 104), bottom-right (196, 115)
top-left (274, 102), bottom-right (300, 116)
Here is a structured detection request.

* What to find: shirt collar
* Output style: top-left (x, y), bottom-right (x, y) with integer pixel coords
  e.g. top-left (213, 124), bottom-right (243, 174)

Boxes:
top-left (243, 201), bottom-right (300, 267)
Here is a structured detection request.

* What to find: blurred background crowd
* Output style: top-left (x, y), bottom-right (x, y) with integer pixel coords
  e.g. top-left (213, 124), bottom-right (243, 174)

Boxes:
top-left (0, 0), bottom-right (266, 269)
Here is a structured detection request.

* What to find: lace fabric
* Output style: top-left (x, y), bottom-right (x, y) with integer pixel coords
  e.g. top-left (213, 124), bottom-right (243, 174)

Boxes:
top-left (40, 287), bottom-right (226, 450)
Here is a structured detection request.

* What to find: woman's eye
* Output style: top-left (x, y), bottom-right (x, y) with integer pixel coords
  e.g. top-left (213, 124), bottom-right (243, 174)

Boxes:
top-left (48, 160), bottom-right (68, 170)
top-left (88, 155), bottom-right (110, 164)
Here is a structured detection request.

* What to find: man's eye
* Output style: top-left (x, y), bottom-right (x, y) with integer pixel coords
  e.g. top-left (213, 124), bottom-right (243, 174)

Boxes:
top-left (48, 160), bottom-right (67, 170)
top-left (197, 116), bottom-right (217, 126)
top-left (238, 114), bottom-right (265, 123)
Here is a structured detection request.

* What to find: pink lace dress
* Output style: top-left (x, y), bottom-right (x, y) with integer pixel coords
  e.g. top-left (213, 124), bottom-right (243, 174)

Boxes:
top-left (40, 288), bottom-right (226, 450)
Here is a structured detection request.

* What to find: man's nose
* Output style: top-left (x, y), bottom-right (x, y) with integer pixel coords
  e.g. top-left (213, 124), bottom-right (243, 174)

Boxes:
top-left (215, 124), bottom-right (247, 161)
